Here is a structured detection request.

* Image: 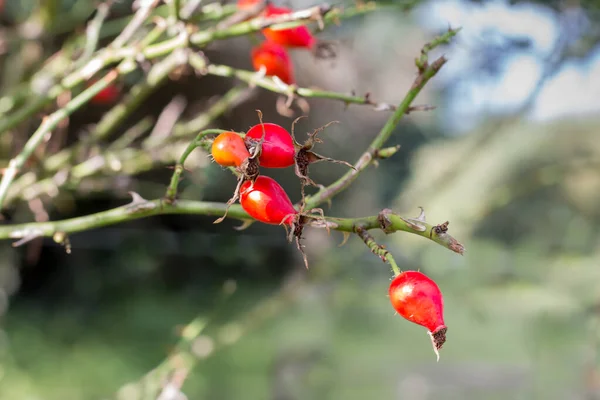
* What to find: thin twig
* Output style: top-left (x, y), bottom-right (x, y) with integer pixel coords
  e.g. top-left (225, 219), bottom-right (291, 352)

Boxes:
top-left (159, 86), bottom-right (254, 146)
top-left (42, 49), bottom-right (189, 174)
top-left (189, 55), bottom-right (412, 113)
top-left (74, 1), bottom-right (115, 69)
top-left (0, 64), bottom-right (138, 210)
top-left (164, 129), bottom-right (229, 203)
top-left (111, 0), bottom-right (160, 49)
top-left (356, 226), bottom-right (401, 275)
top-left (0, 2), bottom-right (378, 136)
top-left (303, 28), bottom-right (460, 211)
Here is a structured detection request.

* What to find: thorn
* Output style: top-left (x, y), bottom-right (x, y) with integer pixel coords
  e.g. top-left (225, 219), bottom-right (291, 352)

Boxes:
top-left (338, 232), bottom-right (351, 247)
top-left (12, 232), bottom-right (43, 247)
top-left (125, 191), bottom-right (156, 213)
top-left (295, 236), bottom-right (309, 269)
top-left (415, 206), bottom-right (426, 222)
top-left (399, 215), bottom-right (427, 232)
top-left (309, 208), bottom-right (329, 235)
top-left (233, 219), bottom-right (254, 231)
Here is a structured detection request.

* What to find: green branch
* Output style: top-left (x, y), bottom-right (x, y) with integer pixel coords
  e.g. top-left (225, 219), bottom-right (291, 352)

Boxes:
top-left (43, 49), bottom-right (189, 173)
top-left (164, 129), bottom-right (229, 203)
top-left (4, 87), bottom-right (250, 207)
top-left (0, 64), bottom-right (136, 210)
top-left (0, 198), bottom-right (464, 255)
top-left (199, 61), bottom-right (401, 111)
top-left (303, 28), bottom-right (459, 211)
top-left (356, 226), bottom-right (401, 276)
top-left (0, 2), bottom-right (379, 136)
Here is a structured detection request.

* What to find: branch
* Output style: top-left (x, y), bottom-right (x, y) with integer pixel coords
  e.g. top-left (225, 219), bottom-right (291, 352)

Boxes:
top-left (164, 129), bottom-right (229, 203)
top-left (197, 60), bottom-right (407, 112)
top-left (303, 28), bottom-right (459, 211)
top-left (42, 49), bottom-right (189, 173)
top-left (3, 87), bottom-right (251, 207)
top-left (0, 2), bottom-right (378, 135)
top-left (0, 199), bottom-right (464, 255)
top-left (0, 64), bottom-right (137, 210)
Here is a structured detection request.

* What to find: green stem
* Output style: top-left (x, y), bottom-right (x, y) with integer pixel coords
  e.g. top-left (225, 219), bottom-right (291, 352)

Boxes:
top-left (5, 88), bottom-right (247, 207)
top-left (0, 63), bottom-right (137, 210)
top-left (110, 0), bottom-right (160, 49)
top-left (160, 86), bottom-right (251, 145)
top-left (44, 49), bottom-right (188, 173)
top-left (303, 28), bottom-right (459, 211)
top-left (189, 56), bottom-right (395, 110)
top-left (120, 60), bottom-right (190, 142)
top-left (164, 129), bottom-right (229, 202)
top-left (0, 2), bottom-right (377, 136)
top-left (169, 0), bottom-right (181, 21)
top-left (0, 200), bottom-right (464, 255)
top-left (356, 226), bottom-right (401, 275)
top-left (74, 1), bottom-right (113, 69)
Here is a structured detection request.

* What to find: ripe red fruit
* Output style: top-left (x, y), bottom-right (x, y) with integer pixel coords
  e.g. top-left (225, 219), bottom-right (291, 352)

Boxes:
top-left (236, 0), bottom-right (262, 10)
top-left (211, 132), bottom-right (251, 168)
top-left (240, 176), bottom-right (297, 225)
top-left (251, 41), bottom-right (295, 85)
top-left (389, 271), bottom-right (447, 360)
top-left (90, 83), bottom-right (120, 105)
top-left (262, 5), bottom-right (316, 49)
top-left (245, 123), bottom-right (295, 168)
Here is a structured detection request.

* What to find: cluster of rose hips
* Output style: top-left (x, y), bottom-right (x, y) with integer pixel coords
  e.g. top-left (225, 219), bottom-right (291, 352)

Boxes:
top-left (211, 118), bottom-right (447, 359)
top-left (210, 115), bottom-right (352, 258)
top-left (238, 0), bottom-right (322, 85)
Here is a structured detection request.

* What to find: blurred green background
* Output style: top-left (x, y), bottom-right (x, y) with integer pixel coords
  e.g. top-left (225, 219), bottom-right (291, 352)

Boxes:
top-left (1, 0), bottom-right (600, 399)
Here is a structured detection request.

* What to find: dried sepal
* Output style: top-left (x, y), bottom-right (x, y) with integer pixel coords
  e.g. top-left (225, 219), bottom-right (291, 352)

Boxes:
top-left (291, 120), bottom-right (355, 205)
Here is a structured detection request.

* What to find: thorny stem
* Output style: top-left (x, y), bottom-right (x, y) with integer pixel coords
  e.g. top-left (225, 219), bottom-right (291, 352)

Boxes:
top-left (168, 86), bottom-right (253, 142)
top-left (110, 0), bottom-right (160, 49)
top-left (164, 129), bottom-right (230, 203)
top-left (302, 28), bottom-right (459, 211)
top-left (0, 65), bottom-right (133, 210)
top-left (0, 200), bottom-right (464, 256)
top-left (74, 1), bottom-right (113, 69)
top-left (0, 2), bottom-right (375, 137)
top-left (42, 49), bottom-right (189, 173)
top-left (356, 227), bottom-right (401, 276)
top-left (3, 88), bottom-right (249, 207)
top-left (189, 56), bottom-right (405, 112)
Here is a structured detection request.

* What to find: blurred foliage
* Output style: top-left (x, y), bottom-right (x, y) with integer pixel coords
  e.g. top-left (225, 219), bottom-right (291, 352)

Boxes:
top-left (1, 0), bottom-right (600, 399)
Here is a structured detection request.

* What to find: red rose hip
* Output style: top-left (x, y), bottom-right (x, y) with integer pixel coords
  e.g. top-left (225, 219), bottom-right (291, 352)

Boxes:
top-left (91, 83), bottom-right (120, 105)
top-left (251, 41), bottom-right (295, 85)
top-left (245, 123), bottom-right (295, 168)
top-left (211, 132), bottom-right (251, 167)
top-left (262, 5), bottom-right (316, 49)
top-left (240, 176), bottom-right (297, 225)
top-left (389, 271), bottom-right (447, 360)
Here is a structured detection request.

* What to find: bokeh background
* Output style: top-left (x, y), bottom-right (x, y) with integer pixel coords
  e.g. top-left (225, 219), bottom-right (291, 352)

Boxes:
top-left (1, 0), bottom-right (600, 399)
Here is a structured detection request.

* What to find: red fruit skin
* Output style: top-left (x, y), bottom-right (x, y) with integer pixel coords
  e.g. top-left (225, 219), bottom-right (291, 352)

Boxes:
top-left (389, 271), bottom-right (446, 333)
top-left (252, 41), bottom-right (295, 85)
top-left (240, 176), bottom-right (297, 225)
top-left (236, 0), bottom-right (261, 10)
top-left (91, 84), bottom-right (120, 105)
top-left (211, 132), bottom-right (251, 167)
top-left (245, 123), bottom-right (295, 168)
top-left (262, 5), bottom-right (316, 49)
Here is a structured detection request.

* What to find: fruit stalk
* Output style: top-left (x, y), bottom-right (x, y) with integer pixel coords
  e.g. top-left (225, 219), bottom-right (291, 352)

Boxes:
top-left (355, 227), bottom-right (401, 276)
